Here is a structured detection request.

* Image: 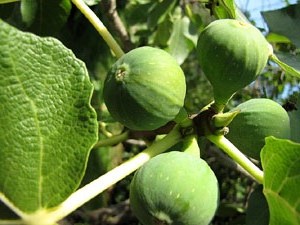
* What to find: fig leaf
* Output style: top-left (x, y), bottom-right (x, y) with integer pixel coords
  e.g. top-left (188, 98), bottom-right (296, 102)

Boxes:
top-left (261, 137), bottom-right (300, 225)
top-left (0, 20), bottom-right (98, 214)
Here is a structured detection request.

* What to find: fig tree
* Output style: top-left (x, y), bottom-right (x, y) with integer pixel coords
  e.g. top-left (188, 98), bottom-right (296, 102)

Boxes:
top-left (103, 46), bottom-right (186, 131)
top-left (130, 151), bottom-right (219, 225)
top-left (226, 98), bottom-right (291, 160)
top-left (197, 19), bottom-right (271, 111)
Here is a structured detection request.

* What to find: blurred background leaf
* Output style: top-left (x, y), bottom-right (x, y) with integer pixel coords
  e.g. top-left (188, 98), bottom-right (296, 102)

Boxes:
top-left (262, 3), bottom-right (300, 48)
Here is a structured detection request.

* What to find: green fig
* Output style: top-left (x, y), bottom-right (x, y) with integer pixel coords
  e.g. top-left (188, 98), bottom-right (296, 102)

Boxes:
top-left (226, 98), bottom-right (291, 160)
top-left (197, 19), bottom-right (271, 111)
top-left (103, 46), bottom-right (186, 131)
top-left (130, 151), bottom-right (219, 225)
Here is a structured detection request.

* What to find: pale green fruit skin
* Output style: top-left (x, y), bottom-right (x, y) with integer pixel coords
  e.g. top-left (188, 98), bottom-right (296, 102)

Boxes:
top-left (103, 46), bottom-right (186, 131)
top-left (197, 19), bottom-right (270, 107)
top-left (227, 98), bottom-right (291, 160)
top-left (130, 151), bottom-right (219, 225)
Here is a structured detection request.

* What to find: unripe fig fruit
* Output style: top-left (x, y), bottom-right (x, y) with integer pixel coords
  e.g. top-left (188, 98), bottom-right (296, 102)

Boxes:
top-left (130, 151), bottom-right (219, 225)
top-left (197, 19), bottom-right (271, 110)
top-left (226, 98), bottom-right (291, 160)
top-left (103, 47), bottom-right (186, 131)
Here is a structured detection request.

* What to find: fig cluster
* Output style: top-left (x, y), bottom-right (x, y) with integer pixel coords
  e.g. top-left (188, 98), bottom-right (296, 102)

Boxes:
top-left (101, 19), bottom-right (288, 225)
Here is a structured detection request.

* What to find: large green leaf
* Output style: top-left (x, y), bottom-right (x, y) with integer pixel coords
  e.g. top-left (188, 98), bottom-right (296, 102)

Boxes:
top-left (0, 20), bottom-right (98, 214)
top-left (20, 0), bottom-right (71, 36)
top-left (262, 3), bottom-right (300, 48)
top-left (261, 137), bottom-right (300, 225)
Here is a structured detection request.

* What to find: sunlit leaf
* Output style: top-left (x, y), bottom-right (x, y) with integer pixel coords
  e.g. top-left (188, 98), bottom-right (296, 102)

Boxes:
top-left (261, 137), bottom-right (300, 225)
top-left (266, 32), bottom-right (292, 44)
top-left (0, 20), bottom-right (98, 214)
top-left (167, 16), bottom-right (195, 65)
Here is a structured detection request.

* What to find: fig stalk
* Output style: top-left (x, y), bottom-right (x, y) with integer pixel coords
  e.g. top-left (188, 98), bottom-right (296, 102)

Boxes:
top-left (207, 134), bottom-right (264, 184)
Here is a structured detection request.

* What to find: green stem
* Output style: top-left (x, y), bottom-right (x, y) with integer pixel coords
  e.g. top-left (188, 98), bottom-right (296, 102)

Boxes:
top-left (71, 0), bottom-right (124, 58)
top-left (269, 53), bottom-right (300, 78)
top-left (47, 126), bottom-right (182, 223)
top-left (182, 135), bottom-right (200, 158)
top-left (93, 131), bottom-right (129, 148)
top-left (207, 135), bottom-right (264, 184)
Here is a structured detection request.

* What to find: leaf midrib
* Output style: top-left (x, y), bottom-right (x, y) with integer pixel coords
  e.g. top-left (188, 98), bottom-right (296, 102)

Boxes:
top-left (10, 52), bottom-right (44, 208)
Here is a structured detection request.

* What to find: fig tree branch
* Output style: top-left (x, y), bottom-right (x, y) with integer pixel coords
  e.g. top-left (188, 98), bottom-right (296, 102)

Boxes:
top-left (101, 0), bottom-right (134, 52)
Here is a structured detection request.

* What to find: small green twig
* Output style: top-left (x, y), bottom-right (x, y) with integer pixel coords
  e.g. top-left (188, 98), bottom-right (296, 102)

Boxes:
top-left (207, 135), bottom-right (264, 184)
top-left (71, 0), bottom-right (124, 58)
top-left (98, 121), bottom-right (114, 137)
top-left (93, 131), bottom-right (129, 148)
top-left (44, 125), bottom-right (183, 223)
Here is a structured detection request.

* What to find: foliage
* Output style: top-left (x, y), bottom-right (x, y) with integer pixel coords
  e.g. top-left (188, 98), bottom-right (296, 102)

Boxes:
top-left (0, 19), bottom-right (98, 214)
top-left (0, 0), bottom-right (299, 225)
top-left (261, 137), bottom-right (300, 225)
